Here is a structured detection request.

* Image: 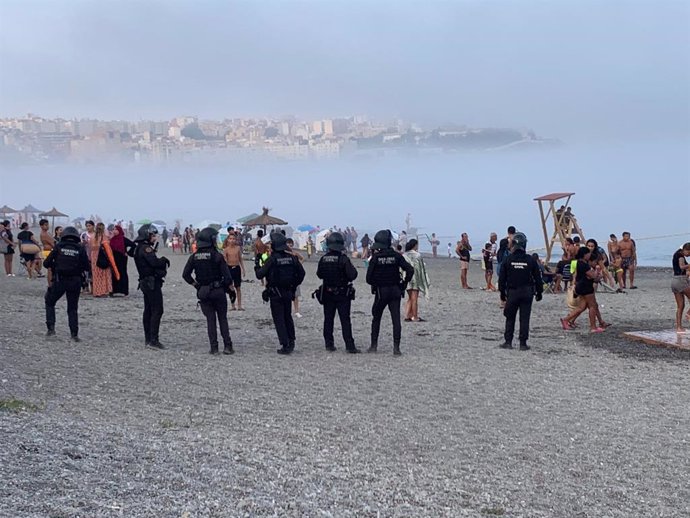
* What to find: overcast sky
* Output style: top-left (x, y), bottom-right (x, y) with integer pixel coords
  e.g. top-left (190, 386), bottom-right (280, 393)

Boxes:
top-left (1, 0), bottom-right (688, 141)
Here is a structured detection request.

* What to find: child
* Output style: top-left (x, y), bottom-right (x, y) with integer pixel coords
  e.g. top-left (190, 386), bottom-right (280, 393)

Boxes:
top-left (482, 242), bottom-right (495, 291)
top-left (447, 242), bottom-right (452, 258)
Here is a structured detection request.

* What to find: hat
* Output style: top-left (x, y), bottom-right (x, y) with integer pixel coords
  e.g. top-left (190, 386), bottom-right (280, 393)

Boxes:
top-left (326, 232), bottom-right (346, 251)
top-left (371, 229), bottom-right (392, 250)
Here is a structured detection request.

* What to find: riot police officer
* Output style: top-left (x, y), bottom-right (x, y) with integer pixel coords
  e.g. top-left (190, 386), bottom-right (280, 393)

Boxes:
top-left (134, 224), bottom-right (169, 349)
top-left (182, 227), bottom-right (234, 355)
top-left (316, 232), bottom-right (359, 353)
top-left (498, 232), bottom-right (543, 350)
top-left (43, 226), bottom-right (90, 341)
top-left (255, 232), bottom-right (306, 355)
top-left (366, 230), bottom-right (414, 355)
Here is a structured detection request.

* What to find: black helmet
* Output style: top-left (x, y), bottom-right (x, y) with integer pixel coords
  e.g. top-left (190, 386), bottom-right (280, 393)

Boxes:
top-left (371, 229), bottom-right (392, 250)
top-left (270, 232), bottom-right (288, 252)
top-left (512, 232), bottom-right (527, 251)
top-left (196, 227), bottom-right (218, 249)
top-left (326, 232), bottom-right (346, 252)
top-left (60, 226), bottom-right (80, 243)
top-left (136, 224), bottom-right (158, 242)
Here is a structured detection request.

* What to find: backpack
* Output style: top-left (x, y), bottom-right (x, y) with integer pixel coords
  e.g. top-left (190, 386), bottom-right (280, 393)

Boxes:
top-left (96, 245), bottom-right (110, 269)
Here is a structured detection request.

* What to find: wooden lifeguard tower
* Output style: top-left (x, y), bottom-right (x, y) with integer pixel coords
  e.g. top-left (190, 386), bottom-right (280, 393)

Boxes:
top-left (534, 192), bottom-right (585, 263)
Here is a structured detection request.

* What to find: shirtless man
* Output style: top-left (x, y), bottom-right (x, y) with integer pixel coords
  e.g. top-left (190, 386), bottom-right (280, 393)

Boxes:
top-left (618, 231), bottom-right (637, 289)
top-left (39, 219), bottom-right (56, 284)
top-left (223, 231), bottom-right (245, 310)
top-left (607, 234), bottom-right (625, 291)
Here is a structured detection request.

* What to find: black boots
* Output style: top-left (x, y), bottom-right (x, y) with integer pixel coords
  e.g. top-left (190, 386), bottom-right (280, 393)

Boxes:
top-left (519, 341), bottom-right (530, 351)
top-left (148, 340), bottom-right (166, 350)
top-left (499, 341), bottom-right (513, 349)
top-left (393, 343), bottom-right (401, 356)
top-left (325, 344), bottom-right (337, 352)
top-left (367, 342), bottom-right (378, 353)
top-left (346, 346), bottom-right (361, 354)
top-left (71, 334), bottom-right (81, 343)
top-left (223, 344), bottom-right (234, 355)
top-left (46, 328), bottom-right (55, 337)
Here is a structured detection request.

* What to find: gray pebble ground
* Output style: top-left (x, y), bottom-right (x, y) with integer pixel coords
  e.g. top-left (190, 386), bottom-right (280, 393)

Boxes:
top-left (1, 254), bottom-right (688, 517)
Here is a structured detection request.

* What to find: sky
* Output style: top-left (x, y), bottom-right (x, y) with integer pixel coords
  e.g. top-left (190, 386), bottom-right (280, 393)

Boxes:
top-left (1, 0), bottom-right (689, 141)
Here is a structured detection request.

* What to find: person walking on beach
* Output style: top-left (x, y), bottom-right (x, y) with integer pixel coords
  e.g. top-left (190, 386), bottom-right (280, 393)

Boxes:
top-left (403, 239), bottom-right (430, 322)
top-left (366, 230), bottom-right (414, 355)
top-left (671, 243), bottom-right (690, 333)
top-left (183, 227), bottom-right (235, 355)
top-left (43, 227), bottom-right (90, 342)
top-left (316, 232), bottom-right (360, 353)
top-left (17, 222), bottom-right (41, 279)
top-left (255, 232), bottom-right (305, 355)
top-left (498, 232), bottom-right (543, 350)
top-left (560, 247), bottom-right (610, 333)
top-left (1, 220), bottom-right (16, 276)
top-left (223, 230), bottom-right (245, 311)
top-left (134, 224), bottom-right (169, 349)
top-left (429, 233), bottom-right (440, 258)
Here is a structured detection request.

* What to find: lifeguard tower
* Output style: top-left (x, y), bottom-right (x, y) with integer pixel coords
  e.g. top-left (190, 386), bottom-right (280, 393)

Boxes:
top-left (534, 192), bottom-right (585, 263)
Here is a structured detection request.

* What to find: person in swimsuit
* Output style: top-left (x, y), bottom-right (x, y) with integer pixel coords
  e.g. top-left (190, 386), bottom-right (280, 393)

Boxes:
top-left (223, 230), bottom-right (245, 310)
top-left (39, 219), bottom-right (56, 283)
top-left (618, 232), bottom-right (637, 289)
top-left (671, 243), bottom-right (690, 333)
top-left (17, 222), bottom-right (41, 279)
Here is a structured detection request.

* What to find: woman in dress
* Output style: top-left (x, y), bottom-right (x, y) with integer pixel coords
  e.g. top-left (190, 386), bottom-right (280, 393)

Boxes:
top-left (110, 224), bottom-right (134, 296)
top-left (671, 243), bottom-right (690, 333)
top-left (91, 222), bottom-right (112, 297)
top-left (403, 239), bottom-right (430, 322)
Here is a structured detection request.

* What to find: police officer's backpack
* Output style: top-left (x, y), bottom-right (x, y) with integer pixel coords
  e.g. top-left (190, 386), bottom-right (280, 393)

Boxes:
top-left (55, 243), bottom-right (81, 276)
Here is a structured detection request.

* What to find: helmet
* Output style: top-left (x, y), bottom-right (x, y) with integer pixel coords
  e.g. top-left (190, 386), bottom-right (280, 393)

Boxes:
top-left (512, 232), bottom-right (527, 251)
top-left (196, 227), bottom-right (218, 249)
top-left (326, 232), bottom-right (346, 252)
top-left (270, 232), bottom-right (288, 252)
top-left (60, 226), bottom-right (80, 243)
top-left (136, 224), bottom-right (158, 242)
top-left (371, 229), bottom-right (392, 250)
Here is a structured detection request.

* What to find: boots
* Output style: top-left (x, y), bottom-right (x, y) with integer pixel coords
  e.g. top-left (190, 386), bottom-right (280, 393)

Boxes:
top-left (46, 327), bottom-right (55, 337)
top-left (223, 343), bottom-right (234, 355)
top-left (367, 341), bottom-right (378, 353)
top-left (519, 341), bottom-right (530, 351)
top-left (325, 344), bottom-right (337, 352)
top-left (499, 341), bottom-right (513, 349)
top-left (393, 342), bottom-right (401, 356)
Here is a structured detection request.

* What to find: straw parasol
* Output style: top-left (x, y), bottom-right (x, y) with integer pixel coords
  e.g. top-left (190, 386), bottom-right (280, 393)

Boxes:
top-left (0, 205), bottom-right (17, 218)
top-left (19, 204), bottom-right (44, 226)
top-left (39, 207), bottom-right (69, 230)
top-left (241, 207), bottom-right (288, 231)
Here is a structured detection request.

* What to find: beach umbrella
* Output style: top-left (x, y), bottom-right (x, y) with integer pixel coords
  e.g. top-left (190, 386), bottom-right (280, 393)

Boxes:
top-left (136, 218), bottom-right (152, 225)
top-left (72, 216), bottom-right (86, 224)
top-left (18, 204), bottom-right (44, 226)
top-left (39, 207), bottom-right (69, 230)
top-left (297, 224), bottom-right (316, 232)
top-left (194, 219), bottom-right (222, 230)
top-left (0, 205), bottom-right (17, 218)
top-left (237, 212), bottom-right (260, 224)
top-left (242, 207), bottom-right (288, 230)
top-left (151, 220), bottom-right (167, 227)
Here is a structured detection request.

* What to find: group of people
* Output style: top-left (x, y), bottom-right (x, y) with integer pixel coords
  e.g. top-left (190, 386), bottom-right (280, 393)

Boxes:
top-left (6, 216), bottom-right (690, 354)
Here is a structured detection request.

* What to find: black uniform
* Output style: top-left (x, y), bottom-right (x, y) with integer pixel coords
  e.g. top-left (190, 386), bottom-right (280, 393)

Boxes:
top-left (498, 249), bottom-right (543, 348)
top-left (366, 248), bottom-right (414, 353)
top-left (44, 240), bottom-right (90, 338)
top-left (316, 251), bottom-right (358, 352)
top-left (183, 246), bottom-right (234, 354)
top-left (256, 250), bottom-right (306, 353)
top-left (134, 241), bottom-right (169, 347)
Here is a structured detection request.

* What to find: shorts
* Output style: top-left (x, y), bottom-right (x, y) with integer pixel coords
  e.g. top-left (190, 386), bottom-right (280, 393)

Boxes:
top-left (608, 265), bottom-right (623, 275)
top-left (672, 275), bottom-right (689, 294)
top-left (2, 245), bottom-right (14, 255)
top-left (621, 257), bottom-right (634, 270)
top-left (229, 265), bottom-right (242, 287)
top-left (20, 253), bottom-right (37, 263)
top-left (483, 258), bottom-right (493, 272)
top-left (575, 284), bottom-right (594, 296)
top-left (41, 250), bottom-right (51, 260)
top-left (460, 260), bottom-right (469, 270)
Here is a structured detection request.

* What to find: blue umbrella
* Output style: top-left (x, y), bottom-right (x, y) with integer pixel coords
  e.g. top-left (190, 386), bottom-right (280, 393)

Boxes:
top-left (297, 224), bottom-right (316, 232)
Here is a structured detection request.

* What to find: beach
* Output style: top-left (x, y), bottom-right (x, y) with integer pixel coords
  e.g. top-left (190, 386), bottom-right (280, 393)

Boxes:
top-left (1, 253), bottom-right (689, 517)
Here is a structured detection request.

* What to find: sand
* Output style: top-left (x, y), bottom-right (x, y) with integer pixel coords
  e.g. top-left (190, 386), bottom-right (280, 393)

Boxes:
top-left (1, 252), bottom-right (689, 517)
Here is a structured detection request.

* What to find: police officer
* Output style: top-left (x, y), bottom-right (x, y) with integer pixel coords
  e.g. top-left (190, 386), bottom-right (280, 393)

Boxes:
top-left (255, 232), bottom-right (306, 355)
top-left (182, 227), bottom-right (234, 355)
top-left (366, 230), bottom-right (414, 355)
top-left (498, 232), bottom-right (543, 350)
top-left (43, 226), bottom-right (90, 342)
top-left (134, 224), bottom-right (169, 350)
top-left (316, 232), bottom-right (359, 353)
